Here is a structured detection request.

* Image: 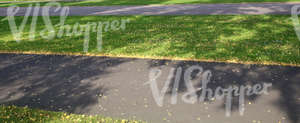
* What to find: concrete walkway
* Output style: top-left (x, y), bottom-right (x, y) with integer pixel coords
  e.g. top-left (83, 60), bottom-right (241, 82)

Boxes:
top-left (0, 53), bottom-right (299, 123)
top-left (0, 3), bottom-right (300, 16)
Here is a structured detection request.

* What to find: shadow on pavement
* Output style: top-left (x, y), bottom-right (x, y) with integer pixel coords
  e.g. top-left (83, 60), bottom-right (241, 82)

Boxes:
top-left (148, 60), bottom-right (300, 123)
top-left (0, 53), bottom-right (131, 113)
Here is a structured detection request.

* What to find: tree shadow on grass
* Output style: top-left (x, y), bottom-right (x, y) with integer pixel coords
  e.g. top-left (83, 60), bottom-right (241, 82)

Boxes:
top-left (0, 13), bottom-right (299, 122)
top-left (0, 15), bottom-right (299, 65)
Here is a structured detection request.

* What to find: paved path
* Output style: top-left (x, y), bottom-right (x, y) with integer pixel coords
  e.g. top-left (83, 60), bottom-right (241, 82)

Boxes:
top-left (0, 53), bottom-right (299, 123)
top-left (0, 3), bottom-right (300, 16)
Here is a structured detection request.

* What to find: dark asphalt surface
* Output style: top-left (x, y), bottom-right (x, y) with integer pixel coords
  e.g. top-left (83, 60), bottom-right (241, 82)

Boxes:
top-left (0, 53), bottom-right (299, 123)
top-left (0, 3), bottom-right (300, 16)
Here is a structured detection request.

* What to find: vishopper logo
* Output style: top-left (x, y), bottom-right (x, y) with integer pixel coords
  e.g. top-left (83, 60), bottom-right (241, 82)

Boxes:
top-left (144, 65), bottom-right (272, 117)
top-left (292, 5), bottom-right (300, 41)
top-left (2, 2), bottom-right (130, 52)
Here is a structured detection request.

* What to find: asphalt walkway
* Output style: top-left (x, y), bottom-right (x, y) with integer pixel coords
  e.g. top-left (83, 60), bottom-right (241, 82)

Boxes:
top-left (0, 53), bottom-right (299, 123)
top-left (0, 3), bottom-right (299, 16)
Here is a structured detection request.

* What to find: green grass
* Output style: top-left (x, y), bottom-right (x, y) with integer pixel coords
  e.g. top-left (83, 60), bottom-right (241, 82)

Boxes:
top-left (0, 105), bottom-right (144, 123)
top-left (0, 15), bottom-right (299, 65)
top-left (0, 0), bottom-right (300, 7)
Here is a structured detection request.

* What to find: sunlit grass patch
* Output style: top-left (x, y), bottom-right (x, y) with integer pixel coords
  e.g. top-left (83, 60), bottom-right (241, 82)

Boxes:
top-left (0, 105), bottom-right (145, 123)
top-left (0, 15), bottom-right (299, 66)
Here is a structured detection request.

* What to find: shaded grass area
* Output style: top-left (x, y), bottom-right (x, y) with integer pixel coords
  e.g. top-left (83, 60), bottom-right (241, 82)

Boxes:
top-left (0, 105), bottom-right (144, 123)
top-left (0, 15), bottom-right (299, 65)
top-left (0, 0), bottom-right (300, 7)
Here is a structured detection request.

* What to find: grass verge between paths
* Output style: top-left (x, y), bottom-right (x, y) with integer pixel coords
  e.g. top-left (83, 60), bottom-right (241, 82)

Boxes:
top-left (0, 0), bottom-right (300, 7)
top-left (0, 15), bottom-right (299, 66)
top-left (0, 105), bottom-right (144, 123)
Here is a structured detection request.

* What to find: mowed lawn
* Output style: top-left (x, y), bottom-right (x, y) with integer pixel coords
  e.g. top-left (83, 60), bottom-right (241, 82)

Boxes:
top-left (0, 15), bottom-right (299, 65)
top-left (0, 0), bottom-right (300, 7)
top-left (0, 105), bottom-right (144, 123)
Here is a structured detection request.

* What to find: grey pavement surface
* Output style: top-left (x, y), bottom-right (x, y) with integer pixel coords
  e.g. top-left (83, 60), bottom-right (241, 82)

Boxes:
top-left (0, 0), bottom-right (66, 3)
top-left (0, 3), bottom-right (300, 16)
top-left (0, 53), bottom-right (299, 123)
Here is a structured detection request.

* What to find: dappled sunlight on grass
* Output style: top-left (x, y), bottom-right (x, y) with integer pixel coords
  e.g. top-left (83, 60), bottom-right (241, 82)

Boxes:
top-left (0, 105), bottom-right (145, 123)
top-left (0, 15), bottom-right (299, 65)
top-left (218, 27), bottom-right (255, 41)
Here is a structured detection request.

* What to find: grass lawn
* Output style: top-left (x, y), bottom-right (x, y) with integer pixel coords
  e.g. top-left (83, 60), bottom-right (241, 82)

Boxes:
top-left (0, 105), bottom-right (144, 123)
top-left (0, 15), bottom-right (299, 66)
top-left (0, 0), bottom-right (300, 7)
